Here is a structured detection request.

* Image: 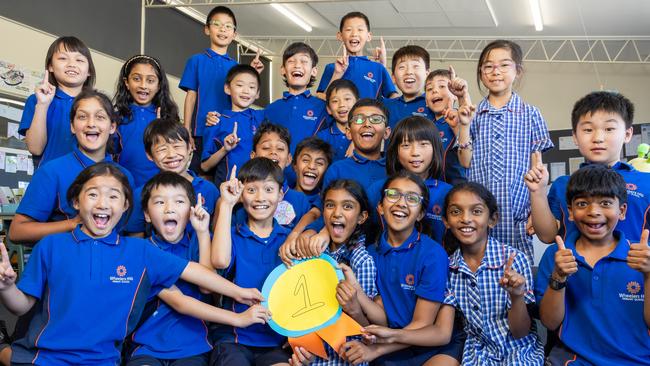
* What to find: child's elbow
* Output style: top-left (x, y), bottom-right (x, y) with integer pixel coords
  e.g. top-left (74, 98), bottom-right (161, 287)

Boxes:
top-left (211, 257), bottom-right (229, 270)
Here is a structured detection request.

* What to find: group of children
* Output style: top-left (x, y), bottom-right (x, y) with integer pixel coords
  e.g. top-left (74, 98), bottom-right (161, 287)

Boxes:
top-left (0, 4), bottom-right (647, 366)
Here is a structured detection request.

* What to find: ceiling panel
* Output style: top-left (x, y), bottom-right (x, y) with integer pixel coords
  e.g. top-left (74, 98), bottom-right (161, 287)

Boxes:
top-left (390, 0), bottom-right (442, 13)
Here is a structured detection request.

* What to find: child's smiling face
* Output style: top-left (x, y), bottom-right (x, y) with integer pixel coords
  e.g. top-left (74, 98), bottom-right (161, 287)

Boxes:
top-left (378, 178), bottom-right (425, 239)
top-left (145, 184), bottom-right (191, 244)
top-left (327, 88), bottom-right (357, 125)
top-left (323, 188), bottom-right (367, 245)
top-left (204, 12), bottom-right (237, 50)
top-left (71, 97), bottom-right (116, 157)
top-left (425, 75), bottom-right (455, 116)
top-left (74, 175), bottom-right (128, 238)
top-left (241, 176), bottom-right (283, 222)
top-left (225, 72), bottom-right (260, 111)
top-left (124, 62), bottom-right (160, 106)
top-left (393, 56), bottom-right (428, 99)
top-left (281, 52), bottom-right (317, 90)
top-left (346, 106), bottom-right (390, 156)
top-left (252, 132), bottom-right (292, 170)
top-left (294, 148), bottom-right (329, 193)
top-left (568, 195), bottom-right (626, 243)
top-left (148, 137), bottom-right (191, 175)
top-left (443, 190), bottom-right (497, 248)
top-left (337, 17), bottom-right (371, 56)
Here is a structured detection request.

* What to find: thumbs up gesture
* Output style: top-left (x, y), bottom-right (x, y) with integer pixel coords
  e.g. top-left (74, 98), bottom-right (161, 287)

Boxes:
top-left (35, 70), bottom-right (56, 106)
top-left (553, 236), bottom-right (578, 281)
top-left (0, 243), bottom-right (17, 290)
top-left (524, 151), bottom-right (549, 194)
top-left (628, 229), bottom-right (650, 275)
top-left (251, 48), bottom-right (264, 74)
top-left (499, 252), bottom-right (526, 297)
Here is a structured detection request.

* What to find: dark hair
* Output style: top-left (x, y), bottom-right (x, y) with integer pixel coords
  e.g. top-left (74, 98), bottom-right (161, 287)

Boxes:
top-left (294, 137), bottom-right (334, 167)
top-left (322, 179), bottom-right (370, 245)
top-left (114, 55), bottom-right (179, 123)
top-left (206, 5), bottom-right (237, 27)
top-left (571, 91), bottom-right (634, 131)
top-left (392, 45), bottom-right (430, 73)
top-left (381, 171), bottom-right (430, 214)
top-left (349, 98), bottom-right (389, 125)
top-left (45, 36), bottom-right (96, 88)
top-left (238, 157), bottom-right (284, 186)
top-left (70, 90), bottom-right (118, 154)
top-left (141, 171), bottom-right (196, 213)
top-left (566, 164), bottom-right (627, 205)
top-left (66, 162), bottom-right (133, 225)
top-left (253, 122), bottom-right (291, 151)
top-left (325, 79), bottom-right (359, 103)
top-left (442, 181), bottom-right (499, 254)
top-left (226, 64), bottom-right (260, 87)
top-left (143, 118), bottom-right (190, 156)
top-left (339, 11), bottom-right (370, 31)
top-left (476, 40), bottom-right (524, 93)
top-left (282, 42), bottom-right (318, 88)
top-left (426, 69), bottom-right (452, 85)
top-left (386, 116), bottom-right (444, 179)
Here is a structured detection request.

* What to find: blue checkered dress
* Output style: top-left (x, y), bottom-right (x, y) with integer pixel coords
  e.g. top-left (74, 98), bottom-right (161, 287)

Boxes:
top-left (468, 93), bottom-right (553, 263)
top-left (311, 238), bottom-right (377, 366)
top-left (445, 237), bottom-right (544, 365)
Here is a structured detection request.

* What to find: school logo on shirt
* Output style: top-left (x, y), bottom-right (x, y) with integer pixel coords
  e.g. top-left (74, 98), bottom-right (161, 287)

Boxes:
top-left (363, 72), bottom-right (376, 84)
top-left (619, 280), bottom-right (644, 302)
top-left (439, 130), bottom-right (449, 144)
top-left (417, 107), bottom-right (425, 113)
top-left (110, 265), bottom-right (134, 284)
top-left (427, 204), bottom-right (443, 221)
top-left (626, 183), bottom-right (645, 198)
top-left (303, 109), bottom-right (317, 121)
top-left (401, 274), bottom-right (416, 291)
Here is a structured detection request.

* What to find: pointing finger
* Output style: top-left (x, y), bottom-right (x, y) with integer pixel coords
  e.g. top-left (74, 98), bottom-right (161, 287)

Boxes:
top-left (255, 48), bottom-right (261, 60)
top-left (196, 193), bottom-right (203, 209)
top-left (43, 70), bottom-right (49, 84)
top-left (0, 243), bottom-right (9, 264)
top-left (505, 251), bottom-right (516, 273)
top-left (233, 121), bottom-right (238, 137)
top-left (448, 65), bottom-right (456, 80)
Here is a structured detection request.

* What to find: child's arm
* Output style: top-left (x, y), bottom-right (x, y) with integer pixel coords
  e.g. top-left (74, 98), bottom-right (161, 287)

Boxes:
top-left (540, 236), bottom-right (577, 330)
top-left (626, 229), bottom-right (650, 327)
top-left (339, 263), bottom-right (387, 326)
top-left (315, 50), bottom-right (348, 100)
top-left (211, 167), bottom-right (242, 269)
top-left (279, 207), bottom-right (322, 266)
top-left (190, 193), bottom-right (213, 270)
top-left (9, 214), bottom-right (80, 246)
top-left (24, 71), bottom-right (55, 156)
top-left (0, 243), bottom-right (36, 315)
top-left (525, 152), bottom-right (559, 243)
top-left (200, 123), bottom-right (240, 172)
top-left (456, 104), bottom-right (474, 169)
top-left (499, 252), bottom-right (531, 339)
top-left (180, 261), bottom-right (263, 306)
top-left (183, 90), bottom-right (197, 148)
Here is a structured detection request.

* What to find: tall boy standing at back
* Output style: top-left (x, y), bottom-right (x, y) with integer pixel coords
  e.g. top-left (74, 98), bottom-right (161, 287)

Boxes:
top-left (316, 12), bottom-right (398, 100)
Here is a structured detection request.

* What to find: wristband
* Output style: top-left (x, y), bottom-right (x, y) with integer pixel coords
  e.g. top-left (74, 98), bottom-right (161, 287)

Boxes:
top-left (548, 276), bottom-right (567, 291)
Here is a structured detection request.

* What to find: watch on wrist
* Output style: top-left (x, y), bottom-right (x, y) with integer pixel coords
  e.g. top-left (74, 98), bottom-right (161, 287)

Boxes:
top-left (549, 276), bottom-right (567, 290)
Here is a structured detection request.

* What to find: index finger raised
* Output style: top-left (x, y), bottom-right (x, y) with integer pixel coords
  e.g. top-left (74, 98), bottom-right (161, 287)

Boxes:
top-left (43, 70), bottom-right (49, 84)
top-left (505, 251), bottom-right (516, 272)
top-left (448, 65), bottom-right (456, 80)
top-left (0, 243), bottom-right (9, 264)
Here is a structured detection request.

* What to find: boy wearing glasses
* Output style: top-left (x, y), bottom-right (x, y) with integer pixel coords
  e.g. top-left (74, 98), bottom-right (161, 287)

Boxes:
top-left (321, 98), bottom-right (390, 189)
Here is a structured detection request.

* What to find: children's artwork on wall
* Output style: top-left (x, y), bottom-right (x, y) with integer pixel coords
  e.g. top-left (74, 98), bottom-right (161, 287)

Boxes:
top-left (0, 60), bottom-right (43, 98)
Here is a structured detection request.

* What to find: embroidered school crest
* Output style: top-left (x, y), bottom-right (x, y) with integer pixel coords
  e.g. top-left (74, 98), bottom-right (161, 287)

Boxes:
top-left (116, 265), bottom-right (127, 277)
top-left (627, 281), bottom-right (641, 295)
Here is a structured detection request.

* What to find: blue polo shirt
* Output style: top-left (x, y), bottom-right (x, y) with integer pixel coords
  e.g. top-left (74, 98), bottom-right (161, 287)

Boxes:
top-left (264, 90), bottom-right (329, 153)
top-left (225, 221), bottom-right (290, 347)
top-left (125, 170), bottom-right (218, 234)
top-left (17, 146), bottom-right (135, 224)
top-left (548, 161), bottom-right (650, 243)
top-left (11, 226), bottom-right (188, 366)
top-left (433, 116), bottom-right (466, 185)
top-left (179, 48), bottom-right (238, 137)
top-left (316, 122), bottom-right (350, 162)
top-left (535, 230), bottom-right (650, 365)
top-left (116, 104), bottom-right (160, 188)
top-left (130, 232), bottom-right (212, 360)
top-left (19, 89), bottom-right (76, 167)
top-left (368, 230), bottom-right (448, 328)
top-left (233, 181), bottom-right (313, 229)
top-left (383, 94), bottom-right (434, 130)
top-left (322, 151), bottom-right (387, 191)
top-left (202, 108), bottom-right (265, 182)
top-left (366, 177), bottom-right (452, 244)
top-left (317, 56), bottom-right (397, 99)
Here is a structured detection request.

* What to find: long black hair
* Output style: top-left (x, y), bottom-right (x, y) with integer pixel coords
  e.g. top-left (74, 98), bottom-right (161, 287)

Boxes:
top-left (386, 116), bottom-right (444, 179)
top-left (321, 179), bottom-right (370, 247)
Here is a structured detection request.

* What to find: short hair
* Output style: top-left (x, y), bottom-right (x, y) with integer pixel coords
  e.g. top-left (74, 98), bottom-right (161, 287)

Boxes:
top-left (282, 42), bottom-right (318, 88)
top-left (571, 91), bottom-right (634, 131)
top-left (325, 79), bottom-right (359, 102)
top-left (226, 64), bottom-right (260, 87)
top-left (143, 118), bottom-right (190, 156)
top-left (294, 137), bottom-right (334, 167)
top-left (206, 5), bottom-right (237, 27)
top-left (339, 11), bottom-right (370, 31)
top-left (45, 36), bottom-right (96, 88)
top-left (141, 171), bottom-right (197, 213)
top-left (426, 69), bottom-right (452, 85)
top-left (392, 45), bottom-right (430, 73)
top-left (253, 122), bottom-right (291, 151)
top-left (386, 116), bottom-right (444, 179)
top-left (349, 98), bottom-right (389, 125)
top-left (238, 157), bottom-right (284, 186)
top-left (566, 164), bottom-right (627, 205)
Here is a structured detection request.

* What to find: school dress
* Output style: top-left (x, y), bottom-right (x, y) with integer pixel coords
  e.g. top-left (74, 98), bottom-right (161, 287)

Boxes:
top-left (116, 103), bottom-right (160, 188)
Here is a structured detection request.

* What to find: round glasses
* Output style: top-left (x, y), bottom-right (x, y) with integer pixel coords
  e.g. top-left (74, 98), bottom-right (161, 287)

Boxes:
top-left (383, 188), bottom-right (424, 206)
top-left (349, 114), bottom-right (386, 125)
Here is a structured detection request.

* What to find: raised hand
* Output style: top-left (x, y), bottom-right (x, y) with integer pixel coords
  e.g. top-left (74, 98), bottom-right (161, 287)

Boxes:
top-left (374, 36), bottom-right (387, 66)
top-left (235, 287), bottom-right (264, 306)
top-left (524, 151), bottom-right (549, 194)
top-left (237, 304), bottom-right (272, 327)
top-left (553, 236), bottom-right (577, 281)
top-left (443, 108), bottom-right (459, 129)
top-left (499, 252), bottom-right (526, 297)
top-left (251, 48), bottom-right (265, 74)
top-left (0, 243), bottom-right (17, 290)
top-left (628, 229), bottom-right (650, 274)
top-left (447, 65), bottom-right (469, 99)
top-left (219, 165), bottom-right (243, 205)
top-left (334, 47), bottom-right (349, 76)
top-left (223, 122), bottom-right (241, 151)
top-left (35, 70), bottom-right (56, 106)
top-left (206, 111), bottom-right (221, 126)
top-left (189, 193), bottom-right (210, 234)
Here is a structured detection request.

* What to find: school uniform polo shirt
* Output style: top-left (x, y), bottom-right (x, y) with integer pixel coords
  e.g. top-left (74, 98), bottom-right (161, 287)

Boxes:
top-left (433, 116), bottom-right (467, 185)
top-left (264, 90), bottom-right (329, 153)
top-left (225, 221), bottom-right (290, 347)
top-left (383, 94), bottom-right (434, 130)
top-left (317, 56), bottom-right (397, 99)
top-left (548, 161), bottom-right (650, 243)
top-left (17, 146), bottom-right (135, 223)
top-left (12, 226), bottom-right (188, 366)
top-left (116, 103), bottom-right (160, 188)
top-left (368, 230), bottom-right (448, 328)
top-left (202, 108), bottom-right (265, 182)
top-left (316, 122), bottom-right (350, 162)
top-left (535, 230), bottom-right (650, 365)
top-left (125, 170), bottom-right (218, 234)
top-left (179, 48), bottom-right (238, 137)
top-left (19, 89), bottom-right (76, 167)
top-left (130, 232), bottom-right (211, 360)
top-left (321, 151), bottom-right (387, 192)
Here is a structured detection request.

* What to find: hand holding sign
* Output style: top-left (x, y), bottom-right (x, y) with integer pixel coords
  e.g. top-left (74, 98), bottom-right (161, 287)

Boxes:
top-left (499, 252), bottom-right (526, 297)
top-left (236, 303), bottom-right (272, 328)
top-left (627, 229), bottom-right (650, 274)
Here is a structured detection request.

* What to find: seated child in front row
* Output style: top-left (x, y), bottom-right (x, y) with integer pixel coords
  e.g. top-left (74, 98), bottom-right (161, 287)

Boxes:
top-left (444, 182), bottom-right (543, 365)
top-left (124, 118), bottom-right (219, 236)
top-left (317, 79), bottom-right (358, 161)
top-left (0, 163), bottom-right (263, 366)
top-left (125, 172), bottom-right (271, 366)
top-left (536, 164), bottom-right (650, 365)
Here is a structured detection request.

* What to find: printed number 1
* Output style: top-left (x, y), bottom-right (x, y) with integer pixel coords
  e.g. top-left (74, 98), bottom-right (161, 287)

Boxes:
top-left (291, 274), bottom-right (325, 318)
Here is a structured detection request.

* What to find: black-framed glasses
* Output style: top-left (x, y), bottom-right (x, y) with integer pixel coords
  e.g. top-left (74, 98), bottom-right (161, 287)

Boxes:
top-left (209, 20), bottom-right (236, 31)
top-left (349, 114), bottom-right (386, 125)
top-left (383, 189), bottom-right (424, 206)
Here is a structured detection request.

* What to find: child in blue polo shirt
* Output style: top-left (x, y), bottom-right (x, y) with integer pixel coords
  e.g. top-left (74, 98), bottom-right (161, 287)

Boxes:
top-left (114, 54), bottom-right (180, 188)
top-left (527, 91), bottom-right (650, 245)
top-left (383, 46), bottom-right (434, 130)
top-left (124, 118), bottom-right (219, 236)
top-left (264, 42), bottom-right (328, 154)
top-left (211, 157), bottom-right (293, 365)
top-left (316, 12), bottom-right (398, 100)
top-left (291, 136), bottom-right (334, 207)
top-left (317, 79), bottom-right (358, 162)
top-left (201, 65), bottom-right (265, 185)
top-left (10, 90), bottom-right (134, 245)
top-left (536, 164), bottom-right (650, 365)
top-left (20, 36), bottom-right (96, 167)
top-left (0, 163), bottom-right (263, 366)
top-left (126, 172), bottom-right (271, 366)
